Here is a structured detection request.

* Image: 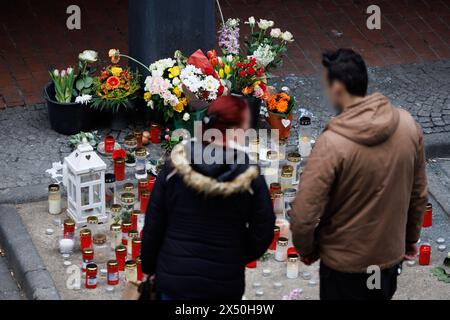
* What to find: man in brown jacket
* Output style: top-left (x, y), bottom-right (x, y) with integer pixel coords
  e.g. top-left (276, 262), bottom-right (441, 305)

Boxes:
top-left (290, 49), bottom-right (428, 300)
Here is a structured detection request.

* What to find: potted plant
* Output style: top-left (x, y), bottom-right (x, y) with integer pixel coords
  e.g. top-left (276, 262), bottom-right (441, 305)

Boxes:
top-left (43, 50), bottom-right (98, 135)
top-left (266, 91), bottom-right (296, 141)
top-left (91, 49), bottom-right (141, 130)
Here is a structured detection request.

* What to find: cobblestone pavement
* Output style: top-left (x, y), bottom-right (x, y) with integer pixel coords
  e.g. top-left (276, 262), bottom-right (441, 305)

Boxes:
top-left (0, 252), bottom-right (23, 300)
top-left (1, 60), bottom-right (449, 203)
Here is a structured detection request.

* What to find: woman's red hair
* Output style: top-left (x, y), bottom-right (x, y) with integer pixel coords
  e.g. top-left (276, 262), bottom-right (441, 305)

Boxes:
top-left (207, 96), bottom-right (248, 134)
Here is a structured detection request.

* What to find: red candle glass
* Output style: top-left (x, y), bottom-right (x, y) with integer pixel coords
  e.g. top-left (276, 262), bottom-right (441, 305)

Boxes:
top-left (269, 226), bottom-right (280, 251)
top-left (107, 260), bottom-right (119, 286)
top-left (114, 157), bottom-right (125, 181)
top-left (150, 124), bottom-right (161, 144)
top-left (136, 256), bottom-right (143, 282)
top-left (104, 135), bottom-right (115, 153)
top-left (131, 210), bottom-right (141, 231)
top-left (246, 261), bottom-right (257, 268)
top-left (79, 229), bottom-right (92, 250)
top-left (85, 263), bottom-right (98, 289)
top-left (138, 179), bottom-right (148, 199)
top-left (419, 244), bottom-right (431, 265)
top-left (140, 190), bottom-right (150, 213)
top-left (132, 238), bottom-right (142, 260)
top-left (148, 175), bottom-right (156, 193)
top-left (115, 245), bottom-right (127, 271)
top-left (82, 248), bottom-right (94, 273)
top-left (63, 219), bottom-right (75, 240)
top-left (422, 203), bottom-right (432, 228)
top-left (121, 222), bottom-right (132, 246)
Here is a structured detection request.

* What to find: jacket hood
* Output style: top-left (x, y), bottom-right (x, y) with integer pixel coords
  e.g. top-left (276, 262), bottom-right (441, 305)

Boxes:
top-left (326, 93), bottom-right (400, 146)
top-left (170, 143), bottom-right (259, 197)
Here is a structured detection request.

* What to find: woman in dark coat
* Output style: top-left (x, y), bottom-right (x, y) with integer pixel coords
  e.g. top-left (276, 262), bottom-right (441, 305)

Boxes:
top-left (141, 96), bottom-right (275, 300)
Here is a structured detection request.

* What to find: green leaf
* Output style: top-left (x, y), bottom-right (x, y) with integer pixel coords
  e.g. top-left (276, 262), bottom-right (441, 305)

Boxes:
top-left (75, 79), bottom-right (84, 91)
top-left (84, 77), bottom-right (93, 88)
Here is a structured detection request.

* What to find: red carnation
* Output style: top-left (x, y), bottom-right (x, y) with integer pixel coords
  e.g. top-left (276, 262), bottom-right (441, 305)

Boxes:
top-left (248, 59), bottom-right (256, 67)
top-left (247, 67), bottom-right (255, 76)
top-left (239, 70), bottom-right (247, 77)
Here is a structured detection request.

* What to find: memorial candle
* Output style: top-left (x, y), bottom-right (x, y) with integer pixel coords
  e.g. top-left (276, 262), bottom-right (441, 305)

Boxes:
top-left (419, 244), bottom-right (431, 265)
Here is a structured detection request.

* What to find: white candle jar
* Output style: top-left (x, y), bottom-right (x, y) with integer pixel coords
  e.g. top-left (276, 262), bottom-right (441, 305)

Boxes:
top-left (272, 191), bottom-right (284, 217)
top-left (275, 237), bottom-right (288, 262)
top-left (134, 147), bottom-right (147, 179)
top-left (110, 223), bottom-right (122, 250)
top-left (287, 152), bottom-right (301, 184)
top-left (286, 254), bottom-right (299, 279)
top-left (280, 170), bottom-right (293, 190)
top-left (48, 184), bottom-right (62, 215)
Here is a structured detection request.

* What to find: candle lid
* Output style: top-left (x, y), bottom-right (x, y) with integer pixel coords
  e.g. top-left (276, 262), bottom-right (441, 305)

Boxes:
top-left (105, 173), bottom-right (116, 183)
top-left (270, 183), bottom-right (281, 191)
top-left (277, 237), bottom-right (288, 245)
top-left (123, 183), bottom-right (134, 191)
top-left (122, 221), bottom-right (132, 228)
top-left (86, 263), bottom-right (98, 271)
top-left (299, 116), bottom-right (311, 125)
top-left (125, 260), bottom-right (137, 268)
top-left (110, 223), bottom-right (121, 231)
top-left (138, 179), bottom-right (148, 186)
top-left (288, 254), bottom-right (299, 262)
top-left (93, 233), bottom-right (107, 245)
top-left (141, 190), bottom-right (151, 198)
top-left (281, 171), bottom-right (293, 178)
top-left (111, 204), bottom-right (122, 213)
top-left (135, 148), bottom-right (147, 157)
top-left (87, 216), bottom-right (98, 225)
top-left (121, 192), bottom-right (135, 204)
top-left (132, 238), bottom-right (142, 245)
top-left (48, 184), bottom-right (60, 192)
top-left (115, 245), bottom-right (127, 253)
top-left (272, 191), bottom-right (283, 199)
top-left (79, 228), bottom-right (91, 236)
top-left (107, 260), bottom-right (118, 267)
top-left (287, 152), bottom-right (301, 162)
top-left (64, 218), bottom-right (75, 226)
top-left (426, 203), bottom-right (432, 210)
top-left (124, 135), bottom-right (137, 145)
top-left (282, 165), bottom-right (294, 173)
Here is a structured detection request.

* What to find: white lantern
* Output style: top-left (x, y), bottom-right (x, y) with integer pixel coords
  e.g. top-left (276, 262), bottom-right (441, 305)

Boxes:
top-left (62, 140), bottom-right (107, 225)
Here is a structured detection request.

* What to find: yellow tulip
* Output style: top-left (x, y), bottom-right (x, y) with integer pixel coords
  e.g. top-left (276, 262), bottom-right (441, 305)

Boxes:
top-left (173, 102), bottom-right (184, 113)
top-left (219, 68), bottom-right (225, 79)
top-left (224, 65), bottom-right (231, 74)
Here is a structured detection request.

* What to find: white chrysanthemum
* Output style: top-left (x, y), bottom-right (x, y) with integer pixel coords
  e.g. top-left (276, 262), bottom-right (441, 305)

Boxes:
top-left (182, 113), bottom-right (190, 121)
top-left (75, 94), bottom-right (92, 105)
top-left (250, 44), bottom-right (276, 67)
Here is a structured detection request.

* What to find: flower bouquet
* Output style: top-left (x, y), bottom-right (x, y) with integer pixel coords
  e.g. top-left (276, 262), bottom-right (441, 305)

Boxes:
top-left (143, 57), bottom-right (188, 122)
top-left (244, 17), bottom-right (294, 74)
top-left (91, 64), bottom-right (140, 112)
top-left (266, 91), bottom-right (296, 140)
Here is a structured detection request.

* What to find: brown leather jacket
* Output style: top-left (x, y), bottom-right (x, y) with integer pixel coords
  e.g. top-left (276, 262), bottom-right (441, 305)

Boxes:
top-left (290, 93), bottom-right (428, 273)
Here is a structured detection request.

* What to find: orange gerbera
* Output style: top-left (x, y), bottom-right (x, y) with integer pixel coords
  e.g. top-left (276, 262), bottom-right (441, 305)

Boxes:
top-left (107, 76), bottom-right (120, 89)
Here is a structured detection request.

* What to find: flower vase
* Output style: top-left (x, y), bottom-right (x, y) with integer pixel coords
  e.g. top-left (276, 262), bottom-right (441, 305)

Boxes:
top-left (267, 112), bottom-right (294, 141)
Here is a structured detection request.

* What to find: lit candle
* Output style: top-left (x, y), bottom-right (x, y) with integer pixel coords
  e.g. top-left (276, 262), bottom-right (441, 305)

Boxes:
top-left (48, 184), bottom-right (62, 215)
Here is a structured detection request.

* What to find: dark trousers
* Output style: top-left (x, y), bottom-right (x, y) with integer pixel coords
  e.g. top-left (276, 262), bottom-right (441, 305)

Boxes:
top-left (319, 262), bottom-right (400, 300)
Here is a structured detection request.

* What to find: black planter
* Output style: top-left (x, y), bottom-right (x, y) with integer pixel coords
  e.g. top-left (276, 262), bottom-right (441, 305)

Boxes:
top-left (43, 83), bottom-right (92, 135)
top-left (232, 93), bottom-right (262, 129)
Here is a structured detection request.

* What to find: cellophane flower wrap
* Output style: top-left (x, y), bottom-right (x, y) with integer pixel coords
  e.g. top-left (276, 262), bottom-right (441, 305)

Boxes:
top-left (180, 50), bottom-right (225, 109)
top-left (143, 58), bottom-right (188, 122)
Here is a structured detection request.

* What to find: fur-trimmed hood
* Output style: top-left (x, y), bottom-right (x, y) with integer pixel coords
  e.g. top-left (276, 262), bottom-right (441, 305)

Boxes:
top-left (169, 143), bottom-right (259, 197)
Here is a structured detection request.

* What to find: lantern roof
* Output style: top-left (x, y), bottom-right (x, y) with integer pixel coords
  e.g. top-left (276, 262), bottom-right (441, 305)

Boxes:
top-left (64, 140), bottom-right (106, 174)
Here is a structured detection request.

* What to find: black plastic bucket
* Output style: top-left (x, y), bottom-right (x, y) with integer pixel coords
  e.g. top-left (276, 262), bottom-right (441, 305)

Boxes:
top-left (43, 82), bottom-right (91, 135)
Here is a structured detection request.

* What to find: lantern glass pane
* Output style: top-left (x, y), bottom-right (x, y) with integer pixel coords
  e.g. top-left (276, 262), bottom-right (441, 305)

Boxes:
top-left (93, 184), bottom-right (101, 203)
top-left (80, 172), bottom-right (101, 183)
top-left (81, 186), bottom-right (89, 206)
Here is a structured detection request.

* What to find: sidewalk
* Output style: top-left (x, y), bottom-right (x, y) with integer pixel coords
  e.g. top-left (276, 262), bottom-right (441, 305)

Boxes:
top-left (0, 59), bottom-right (449, 203)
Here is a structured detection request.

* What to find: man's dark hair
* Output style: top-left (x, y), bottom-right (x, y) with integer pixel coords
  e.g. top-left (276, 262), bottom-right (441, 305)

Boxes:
top-left (322, 48), bottom-right (368, 97)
